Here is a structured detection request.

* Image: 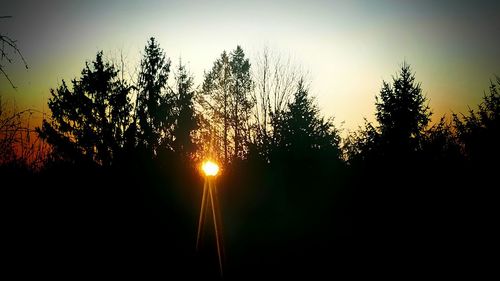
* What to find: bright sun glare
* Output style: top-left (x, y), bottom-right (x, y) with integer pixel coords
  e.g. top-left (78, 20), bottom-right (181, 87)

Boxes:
top-left (202, 160), bottom-right (219, 177)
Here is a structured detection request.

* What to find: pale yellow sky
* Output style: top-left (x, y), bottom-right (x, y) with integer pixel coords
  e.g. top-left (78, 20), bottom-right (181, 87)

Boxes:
top-left (1, 0), bottom-right (499, 132)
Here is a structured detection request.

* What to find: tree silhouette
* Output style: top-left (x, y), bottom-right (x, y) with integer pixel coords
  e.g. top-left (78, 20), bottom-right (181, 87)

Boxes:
top-left (375, 62), bottom-right (431, 158)
top-left (344, 63), bottom-right (431, 165)
top-left (134, 37), bottom-right (174, 155)
top-left (454, 76), bottom-right (500, 164)
top-left (342, 63), bottom-right (439, 260)
top-left (343, 119), bottom-right (380, 164)
top-left (173, 61), bottom-right (198, 160)
top-left (200, 46), bottom-right (254, 164)
top-left (200, 50), bottom-right (231, 164)
top-left (5, 30), bottom-right (498, 276)
top-left (229, 46), bottom-right (253, 160)
top-left (421, 116), bottom-right (462, 163)
top-left (38, 51), bottom-right (132, 166)
top-left (273, 79), bottom-right (340, 162)
top-left (0, 97), bottom-right (29, 165)
top-left (251, 47), bottom-right (302, 162)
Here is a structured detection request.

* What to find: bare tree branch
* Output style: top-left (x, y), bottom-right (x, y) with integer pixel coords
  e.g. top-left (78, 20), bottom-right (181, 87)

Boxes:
top-left (1, 16), bottom-right (29, 89)
top-left (252, 47), bottom-right (303, 141)
top-left (0, 66), bottom-right (16, 88)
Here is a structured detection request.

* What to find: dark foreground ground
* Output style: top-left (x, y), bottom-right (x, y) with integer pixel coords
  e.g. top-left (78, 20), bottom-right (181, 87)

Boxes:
top-left (2, 157), bottom-right (494, 278)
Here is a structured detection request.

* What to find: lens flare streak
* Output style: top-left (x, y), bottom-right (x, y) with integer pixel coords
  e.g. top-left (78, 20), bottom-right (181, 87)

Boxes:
top-left (197, 160), bottom-right (224, 276)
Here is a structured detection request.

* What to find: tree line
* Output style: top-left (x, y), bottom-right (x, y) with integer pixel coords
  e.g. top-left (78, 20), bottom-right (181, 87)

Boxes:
top-left (12, 38), bottom-right (342, 169)
top-left (2, 37), bottom-right (488, 172)
top-left (1, 36), bottom-right (498, 277)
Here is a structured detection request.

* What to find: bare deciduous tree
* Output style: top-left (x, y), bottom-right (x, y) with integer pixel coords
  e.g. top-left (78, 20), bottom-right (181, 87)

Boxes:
top-left (0, 97), bottom-right (48, 168)
top-left (0, 16), bottom-right (47, 169)
top-left (251, 47), bottom-right (304, 157)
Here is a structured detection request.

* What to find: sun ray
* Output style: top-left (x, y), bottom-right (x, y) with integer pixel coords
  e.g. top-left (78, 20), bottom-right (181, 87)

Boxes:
top-left (197, 160), bottom-right (224, 276)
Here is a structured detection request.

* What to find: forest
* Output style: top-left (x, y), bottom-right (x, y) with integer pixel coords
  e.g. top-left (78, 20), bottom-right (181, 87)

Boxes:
top-left (1, 36), bottom-right (498, 278)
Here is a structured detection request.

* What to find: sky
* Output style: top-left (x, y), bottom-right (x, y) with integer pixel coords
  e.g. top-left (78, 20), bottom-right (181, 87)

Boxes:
top-left (1, 0), bottom-right (499, 131)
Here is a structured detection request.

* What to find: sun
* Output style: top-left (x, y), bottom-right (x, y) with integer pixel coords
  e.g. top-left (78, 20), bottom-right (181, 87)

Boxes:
top-left (201, 160), bottom-right (219, 177)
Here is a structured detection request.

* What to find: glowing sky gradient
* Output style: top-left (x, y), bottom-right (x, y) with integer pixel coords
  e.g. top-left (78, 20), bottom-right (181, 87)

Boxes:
top-left (1, 0), bottom-right (499, 131)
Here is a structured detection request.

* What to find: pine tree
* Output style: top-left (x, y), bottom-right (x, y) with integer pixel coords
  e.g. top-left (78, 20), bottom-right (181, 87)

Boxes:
top-left (453, 76), bottom-right (500, 163)
top-left (375, 62), bottom-right (431, 156)
top-left (173, 61), bottom-right (197, 159)
top-left (135, 37), bottom-right (174, 155)
top-left (38, 51), bottom-right (132, 166)
top-left (274, 79), bottom-right (340, 161)
top-left (229, 46), bottom-right (253, 159)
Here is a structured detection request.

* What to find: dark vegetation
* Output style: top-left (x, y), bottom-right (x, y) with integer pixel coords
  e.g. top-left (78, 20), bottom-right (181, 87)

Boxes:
top-left (2, 37), bottom-right (498, 277)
